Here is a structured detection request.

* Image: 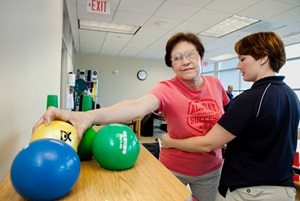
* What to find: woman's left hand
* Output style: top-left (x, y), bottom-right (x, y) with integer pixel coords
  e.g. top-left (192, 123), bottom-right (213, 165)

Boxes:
top-left (161, 133), bottom-right (172, 148)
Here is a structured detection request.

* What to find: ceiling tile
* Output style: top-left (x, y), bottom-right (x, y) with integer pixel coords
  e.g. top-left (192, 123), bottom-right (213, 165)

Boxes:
top-left (187, 8), bottom-right (231, 25)
top-left (239, 0), bottom-right (295, 20)
top-left (167, 0), bottom-right (213, 7)
top-left (154, 1), bottom-right (200, 20)
top-left (118, 0), bottom-right (164, 15)
top-left (205, 0), bottom-right (261, 14)
top-left (112, 11), bottom-right (150, 26)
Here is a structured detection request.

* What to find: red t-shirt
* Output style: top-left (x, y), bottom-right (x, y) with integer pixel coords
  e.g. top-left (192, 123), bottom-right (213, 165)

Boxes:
top-left (149, 75), bottom-right (229, 176)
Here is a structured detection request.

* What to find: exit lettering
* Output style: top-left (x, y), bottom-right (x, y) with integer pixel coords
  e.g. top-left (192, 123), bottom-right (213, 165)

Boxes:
top-left (87, 0), bottom-right (111, 14)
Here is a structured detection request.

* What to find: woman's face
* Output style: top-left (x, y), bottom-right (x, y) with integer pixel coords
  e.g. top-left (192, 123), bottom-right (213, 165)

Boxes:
top-left (170, 41), bottom-right (201, 82)
top-left (236, 55), bottom-right (261, 82)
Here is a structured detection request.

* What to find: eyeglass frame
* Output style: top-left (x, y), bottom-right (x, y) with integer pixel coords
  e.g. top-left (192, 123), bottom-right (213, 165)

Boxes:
top-left (170, 49), bottom-right (199, 65)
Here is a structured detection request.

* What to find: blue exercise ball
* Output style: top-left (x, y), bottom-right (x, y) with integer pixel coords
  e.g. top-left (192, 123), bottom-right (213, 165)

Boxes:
top-left (10, 138), bottom-right (81, 201)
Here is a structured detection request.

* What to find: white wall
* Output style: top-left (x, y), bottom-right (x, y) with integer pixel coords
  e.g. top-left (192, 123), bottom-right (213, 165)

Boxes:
top-left (75, 54), bottom-right (175, 107)
top-left (0, 1), bottom-right (64, 182)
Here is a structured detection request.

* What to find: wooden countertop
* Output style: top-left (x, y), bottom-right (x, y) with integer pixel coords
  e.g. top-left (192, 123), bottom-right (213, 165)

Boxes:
top-left (0, 146), bottom-right (191, 201)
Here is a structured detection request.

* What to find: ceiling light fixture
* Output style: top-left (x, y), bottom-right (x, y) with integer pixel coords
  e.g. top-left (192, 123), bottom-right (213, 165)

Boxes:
top-left (79, 20), bottom-right (141, 35)
top-left (198, 15), bottom-right (260, 38)
top-left (156, 21), bottom-right (169, 28)
top-left (282, 33), bottom-right (300, 46)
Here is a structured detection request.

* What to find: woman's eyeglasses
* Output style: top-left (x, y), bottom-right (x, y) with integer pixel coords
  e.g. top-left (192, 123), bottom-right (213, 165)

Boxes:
top-left (170, 50), bottom-right (198, 65)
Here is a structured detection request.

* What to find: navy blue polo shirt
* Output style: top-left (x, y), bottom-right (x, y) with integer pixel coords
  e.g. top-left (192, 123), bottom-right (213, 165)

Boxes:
top-left (218, 76), bottom-right (300, 197)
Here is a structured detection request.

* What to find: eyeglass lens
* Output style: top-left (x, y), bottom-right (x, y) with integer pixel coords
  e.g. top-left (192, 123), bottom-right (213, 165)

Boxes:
top-left (171, 50), bottom-right (197, 64)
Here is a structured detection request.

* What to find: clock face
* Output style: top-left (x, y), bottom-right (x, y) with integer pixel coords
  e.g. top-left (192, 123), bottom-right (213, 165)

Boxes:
top-left (137, 70), bottom-right (147, 80)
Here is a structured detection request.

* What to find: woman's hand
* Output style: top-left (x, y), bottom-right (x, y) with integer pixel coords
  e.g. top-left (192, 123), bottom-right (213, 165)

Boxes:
top-left (32, 106), bottom-right (92, 141)
top-left (161, 133), bottom-right (173, 149)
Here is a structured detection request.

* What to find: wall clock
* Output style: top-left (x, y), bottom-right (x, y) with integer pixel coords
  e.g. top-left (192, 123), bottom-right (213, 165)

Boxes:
top-left (137, 70), bottom-right (147, 81)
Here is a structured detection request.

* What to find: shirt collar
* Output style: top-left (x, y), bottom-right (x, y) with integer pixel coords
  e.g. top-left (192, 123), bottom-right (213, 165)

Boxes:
top-left (251, 76), bottom-right (285, 89)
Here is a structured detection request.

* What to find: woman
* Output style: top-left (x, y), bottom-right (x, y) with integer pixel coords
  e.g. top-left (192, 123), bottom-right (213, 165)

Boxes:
top-left (33, 32), bottom-right (229, 201)
top-left (161, 32), bottom-right (300, 201)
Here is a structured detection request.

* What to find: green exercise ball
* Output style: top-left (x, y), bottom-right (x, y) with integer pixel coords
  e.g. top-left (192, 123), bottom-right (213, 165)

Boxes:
top-left (77, 127), bottom-right (97, 161)
top-left (92, 123), bottom-right (140, 170)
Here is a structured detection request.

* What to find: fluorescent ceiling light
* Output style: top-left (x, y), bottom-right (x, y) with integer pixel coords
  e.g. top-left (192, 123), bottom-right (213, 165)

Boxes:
top-left (198, 15), bottom-right (260, 38)
top-left (282, 33), bottom-right (300, 46)
top-left (79, 20), bottom-right (140, 35)
top-left (208, 54), bottom-right (237, 61)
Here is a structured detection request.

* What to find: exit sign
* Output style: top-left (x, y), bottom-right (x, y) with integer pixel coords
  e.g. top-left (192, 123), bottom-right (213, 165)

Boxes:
top-left (202, 61), bottom-right (208, 67)
top-left (87, 0), bottom-right (111, 14)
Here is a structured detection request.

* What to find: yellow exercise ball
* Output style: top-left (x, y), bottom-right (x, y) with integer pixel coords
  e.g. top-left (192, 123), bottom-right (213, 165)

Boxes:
top-left (31, 121), bottom-right (78, 152)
